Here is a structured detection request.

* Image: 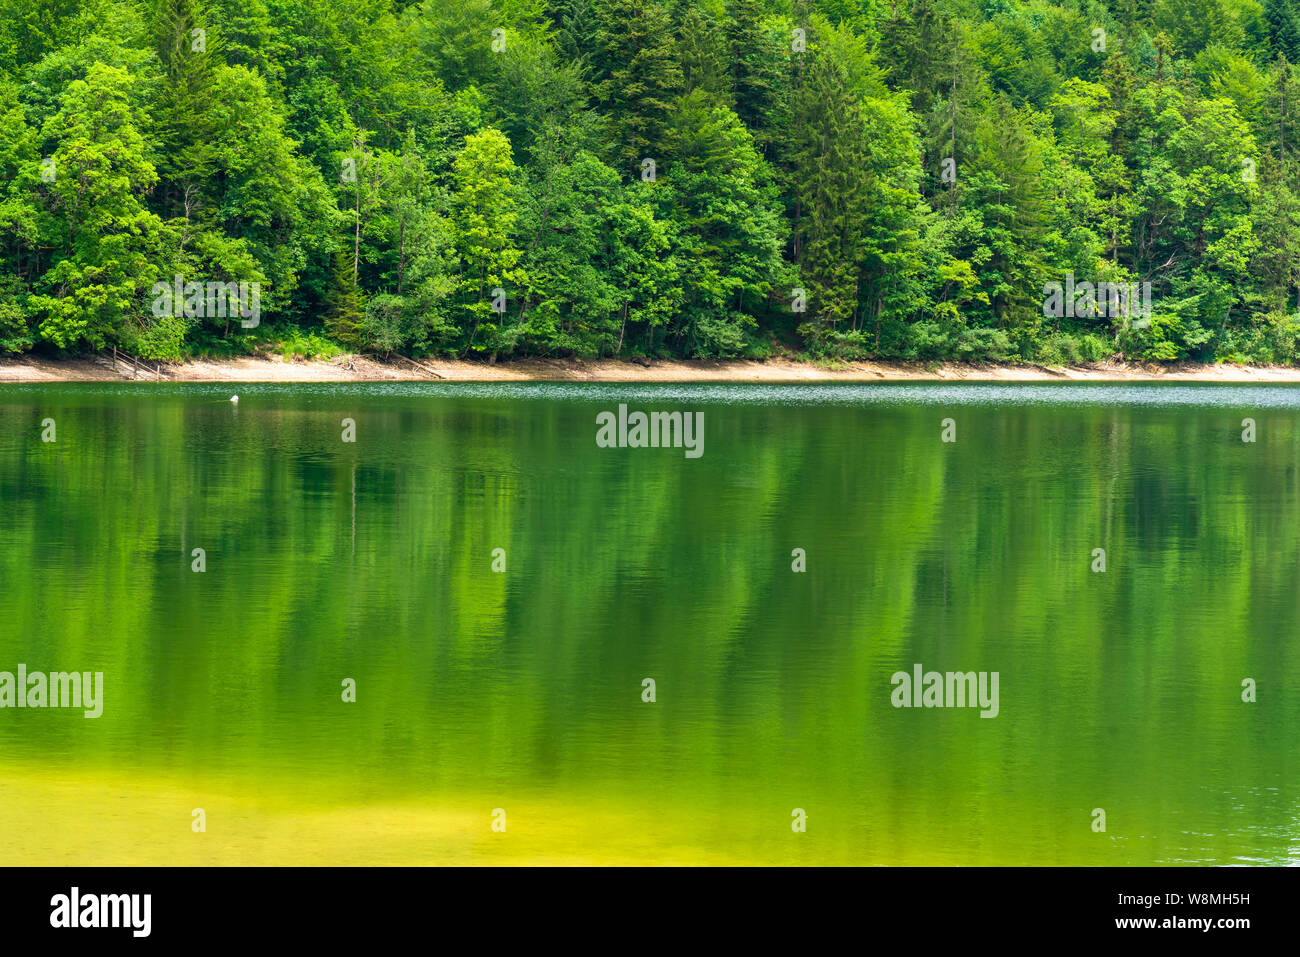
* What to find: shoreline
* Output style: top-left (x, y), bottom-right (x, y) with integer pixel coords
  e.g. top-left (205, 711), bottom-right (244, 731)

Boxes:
top-left (7, 353), bottom-right (1300, 383)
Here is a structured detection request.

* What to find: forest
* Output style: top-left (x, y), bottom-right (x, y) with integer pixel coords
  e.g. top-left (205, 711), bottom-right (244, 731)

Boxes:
top-left (3, 0), bottom-right (1300, 366)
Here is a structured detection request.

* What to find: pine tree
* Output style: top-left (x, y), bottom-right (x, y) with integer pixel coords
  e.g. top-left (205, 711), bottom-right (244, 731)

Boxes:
top-left (1265, 0), bottom-right (1300, 62)
top-left (879, 0), bottom-right (948, 119)
top-left (966, 98), bottom-right (1053, 329)
top-left (791, 50), bottom-right (869, 331)
top-left (147, 0), bottom-right (224, 221)
top-left (677, 7), bottom-right (730, 102)
top-left (326, 250), bottom-right (364, 347)
top-left (591, 0), bottom-right (684, 174)
top-left (1261, 55), bottom-right (1300, 163)
top-left (551, 0), bottom-right (599, 75)
top-left (724, 0), bottom-right (780, 150)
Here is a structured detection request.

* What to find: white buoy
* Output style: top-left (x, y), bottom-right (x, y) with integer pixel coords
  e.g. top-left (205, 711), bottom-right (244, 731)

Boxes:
top-left (230, 395), bottom-right (239, 404)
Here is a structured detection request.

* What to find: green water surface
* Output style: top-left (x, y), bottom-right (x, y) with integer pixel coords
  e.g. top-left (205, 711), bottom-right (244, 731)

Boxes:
top-left (0, 382), bottom-right (1296, 865)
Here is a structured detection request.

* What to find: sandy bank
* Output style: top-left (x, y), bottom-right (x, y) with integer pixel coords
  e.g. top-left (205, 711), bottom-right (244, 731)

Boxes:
top-left (6, 353), bottom-right (1300, 383)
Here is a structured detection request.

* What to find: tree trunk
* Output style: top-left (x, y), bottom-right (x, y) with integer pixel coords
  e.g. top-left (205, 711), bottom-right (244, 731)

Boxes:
top-left (397, 219), bottom-right (405, 296)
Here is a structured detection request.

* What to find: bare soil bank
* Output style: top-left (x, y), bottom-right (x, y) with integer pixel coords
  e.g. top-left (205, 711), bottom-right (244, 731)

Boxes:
top-left (7, 353), bottom-right (1300, 383)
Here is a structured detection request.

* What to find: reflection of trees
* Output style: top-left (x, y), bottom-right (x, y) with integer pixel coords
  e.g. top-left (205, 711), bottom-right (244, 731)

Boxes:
top-left (0, 390), bottom-right (1296, 864)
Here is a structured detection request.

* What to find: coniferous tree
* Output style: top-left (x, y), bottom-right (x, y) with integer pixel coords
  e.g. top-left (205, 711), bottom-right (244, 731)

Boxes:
top-left (591, 0), bottom-right (684, 174)
top-left (148, 0), bottom-right (223, 221)
top-left (327, 249), bottom-right (364, 346)
top-left (724, 0), bottom-right (781, 151)
top-left (1265, 0), bottom-right (1300, 61)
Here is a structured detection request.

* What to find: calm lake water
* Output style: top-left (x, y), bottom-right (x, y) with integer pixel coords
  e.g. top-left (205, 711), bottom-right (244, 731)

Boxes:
top-left (0, 381), bottom-right (1297, 865)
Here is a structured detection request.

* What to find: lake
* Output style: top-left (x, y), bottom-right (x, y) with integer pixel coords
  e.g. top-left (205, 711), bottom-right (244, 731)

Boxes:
top-left (0, 382), bottom-right (1296, 865)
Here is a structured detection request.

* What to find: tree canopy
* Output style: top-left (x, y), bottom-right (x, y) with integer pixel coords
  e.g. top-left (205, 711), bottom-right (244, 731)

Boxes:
top-left (3, 0), bottom-right (1300, 366)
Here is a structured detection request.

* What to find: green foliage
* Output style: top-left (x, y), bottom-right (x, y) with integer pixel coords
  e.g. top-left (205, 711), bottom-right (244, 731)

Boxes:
top-left (591, 0), bottom-right (684, 174)
top-left (658, 89), bottom-right (787, 356)
top-left (2, 0), bottom-right (1300, 366)
top-left (326, 249), bottom-right (363, 346)
top-left (29, 64), bottom-right (162, 351)
top-left (450, 128), bottom-right (526, 356)
top-left (274, 324), bottom-right (345, 359)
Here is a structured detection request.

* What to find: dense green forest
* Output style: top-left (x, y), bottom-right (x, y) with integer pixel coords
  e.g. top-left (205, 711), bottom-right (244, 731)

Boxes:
top-left (3, 0), bottom-right (1300, 365)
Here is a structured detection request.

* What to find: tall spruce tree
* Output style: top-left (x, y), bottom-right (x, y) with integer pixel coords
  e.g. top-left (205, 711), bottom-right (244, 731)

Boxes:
top-left (147, 0), bottom-right (223, 221)
top-left (591, 0), bottom-right (684, 174)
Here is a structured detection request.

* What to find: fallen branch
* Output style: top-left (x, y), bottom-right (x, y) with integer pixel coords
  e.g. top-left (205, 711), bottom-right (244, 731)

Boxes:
top-left (393, 353), bottom-right (444, 379)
